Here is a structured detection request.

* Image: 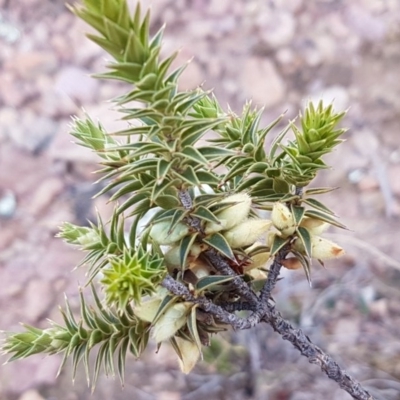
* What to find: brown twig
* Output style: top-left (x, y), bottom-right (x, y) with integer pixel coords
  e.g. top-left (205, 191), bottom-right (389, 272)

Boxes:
top-left (179, 189), bottom-right (193, 210)
top-left (262, 305), bottom-right (374, 400)
top-left (259, 249), bottom-right (286, 304)
top-left (217, 301), bottom-right (257, 312)
top-left (161, 275), bottom-right (264, 330)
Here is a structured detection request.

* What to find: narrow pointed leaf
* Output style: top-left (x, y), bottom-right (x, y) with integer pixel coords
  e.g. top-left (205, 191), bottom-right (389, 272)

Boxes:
top-left (174, 92), bottom-right (208, 114)
top-left (116, 192), bottom-right (147, 215)
top-left (247, 162), bottom-right (269, 174)
top-left (202, 233), bottom-right (235, 260)
top-left (128, 327), bottom-right (140, 358)
top-left (296, 226), bottom-right (312, 257)
top-left (290, 205), bottom-right (305, 226)
top-left (235, 176), bottom-right (265, 191)
top-left (157, 158), bottom-right (173, 183)
top-left (195, 170), bottom-right (220, 186)
top-left (170, 336), bottom-right (183, 361)
top-left (187, 305), bottom-right (202, 353)
top-left (304, 209), bottom-right (347, 230)
top-left (93, 176), bottom-right (133, 198)
top-left (168, 209), bottom-right (186, 234)
top-left (155, 195), bottom-right (181, 209)
top-left (178, 146), bottom-right (209, 167)
top-left (109, 180), bottom-right (142, 202)
top-left (116, 214), bottom-right (125, 250)
top-left (150, 295), bottom-right (178, 326)
top-left (198, 147), bottom-right (237, 159)
top-left (269, 124), bottom-right (291, 159)
top-left (178, 166), bottom-right (200, 186)
top-left (191, 206), bottom-right (220, 224)
top-left (79, 291), bottom-right (96, 330)
top-left (151, 178), bottom-right (179, 204)
top-left (72, 343), bottom-right (86, 382)
top-left (195, 275), bottom-right (236, 292)
top-left (302, 198), bottom-right (336, 215)
top-left (180, 118), bottom-right (226, 148)
top-left (179, 233), bottom-right (198, 270)
top-left (270, 235), bottom-right (290, 256)
top-left (222, 158), bottom-right (253, 183)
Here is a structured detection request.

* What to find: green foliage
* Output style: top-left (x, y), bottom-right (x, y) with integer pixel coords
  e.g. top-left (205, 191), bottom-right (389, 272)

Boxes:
top-left (102, 247), bottom-right (166, 310)
top-left (1, 0), bottom-right (348, 389)
top-left (2, 285), bottom-right (149, 389)
top-left (279, 101), bottom-right (346, 186)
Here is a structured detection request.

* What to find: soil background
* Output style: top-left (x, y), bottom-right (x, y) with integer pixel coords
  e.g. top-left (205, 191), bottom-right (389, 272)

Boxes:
top-left (1, 0), bottom-right (400, 399)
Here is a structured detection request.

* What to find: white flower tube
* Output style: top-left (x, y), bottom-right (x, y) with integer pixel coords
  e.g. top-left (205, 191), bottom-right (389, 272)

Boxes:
top-left (271, 202), bottom-right (296, 236)
top-left (223, 219), bottom-right (272, 249)
top-left (150, 220), bottom-right (189, 245)
top-left (311, 236), bottom-right (345, 260)
top-left (205, 193), bottom-right (252, 234)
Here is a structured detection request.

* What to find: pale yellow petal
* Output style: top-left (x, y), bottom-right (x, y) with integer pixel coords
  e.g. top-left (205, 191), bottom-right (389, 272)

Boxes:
top-left (175, 337), bottom-right (201, 374)
top-left (135, 298), bottom-right (161, 323)
top-left (152, 302), bottom-right (191, 343)
top-left (223, 219), bottom-right (272, 248)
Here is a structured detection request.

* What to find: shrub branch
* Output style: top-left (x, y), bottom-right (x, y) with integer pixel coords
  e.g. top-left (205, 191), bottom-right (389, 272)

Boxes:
top-left (0, 2), bottom-right (377, 399)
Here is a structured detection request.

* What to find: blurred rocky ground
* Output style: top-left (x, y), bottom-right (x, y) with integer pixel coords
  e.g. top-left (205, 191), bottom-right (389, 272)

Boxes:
top-left (1, 0), bottom-right (400, 399)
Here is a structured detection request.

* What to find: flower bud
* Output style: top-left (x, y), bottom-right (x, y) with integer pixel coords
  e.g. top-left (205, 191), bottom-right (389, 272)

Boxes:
top-left (205, 193), bottom-right (252, 234)
top-left (300, 217), bottom-right (329, 235)
top-left (311, 236), bottom-right (345, 260)
top-left (271, 202), bottom-right (296, 236)
top-left (223, 219), bottom-right (272, 249)
top-left (150, 220), bottom-right (189, 245)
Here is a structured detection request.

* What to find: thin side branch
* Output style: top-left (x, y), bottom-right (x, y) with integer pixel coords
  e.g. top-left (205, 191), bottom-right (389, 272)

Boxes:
top-left (262, 306), bottom-right (374, 400)
top-left (179, 188), bottom-right (204, 234)
top-left (217, 301), bottom-right (257, 312)
top-left (259, 250), bottom-right (286, 304)
top-left (179, 189), bottom-right (193, 210)
top-left (161, 275), bottom-right (263, 330)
